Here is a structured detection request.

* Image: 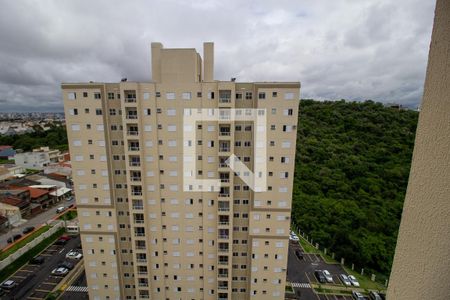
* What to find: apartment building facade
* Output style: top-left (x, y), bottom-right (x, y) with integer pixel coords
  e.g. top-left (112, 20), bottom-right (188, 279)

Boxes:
top-left (63, 42), bottom-right (300, 300)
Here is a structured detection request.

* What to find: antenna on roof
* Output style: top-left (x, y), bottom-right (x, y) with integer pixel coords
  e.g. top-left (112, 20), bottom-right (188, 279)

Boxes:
top-left (231, 78), bottom-right (236, 82)
top-left (121, 78), bottom-right (128, 82)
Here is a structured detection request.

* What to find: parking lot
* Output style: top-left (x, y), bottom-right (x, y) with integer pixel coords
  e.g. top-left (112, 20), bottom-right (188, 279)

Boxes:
top-left (287, 241), bottom-right (356, 300)
top-left (1, 235), bottom-right (82, 300)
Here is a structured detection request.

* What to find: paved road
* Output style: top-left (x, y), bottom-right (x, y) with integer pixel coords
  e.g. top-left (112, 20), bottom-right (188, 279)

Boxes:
top-left (60, 270), bottom-right (89, 300)
top-left (287, 241), bottom-right (353, 300)
top-left (0, 200), bottom-right (74, 249)
top-left (1, 235), bottom-right (81, 300)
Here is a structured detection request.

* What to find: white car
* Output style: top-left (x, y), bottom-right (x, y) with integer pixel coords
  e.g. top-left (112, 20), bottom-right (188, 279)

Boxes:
top-left (322, 270), bottom-right (333, 283)
top-left (0, 280), bottom-right (16, 290)
top-left (289, 234), bottom-right (299, 241)
top-left (51, 267), bottom-right (69, 276)
top-left (339, 274), bottom-right (352, 286)
top-left (348, 275), bottom-right (360, 287)
top-left (56, 206), bottom-right (65, 213)
top-left (66, 250), bottom-right (83, 260)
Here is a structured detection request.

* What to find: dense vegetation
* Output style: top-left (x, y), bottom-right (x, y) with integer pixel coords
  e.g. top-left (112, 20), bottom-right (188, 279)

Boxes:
top-left (0, 124), bottom-right (68, 152)
top-left (292, 100), bottom-right (418, 276)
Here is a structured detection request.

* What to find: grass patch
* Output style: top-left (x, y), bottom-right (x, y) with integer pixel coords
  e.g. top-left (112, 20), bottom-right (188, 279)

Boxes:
top-left (0, 158), bottom-right (14, 164)
top-left (59, 210), bottom-right (77, 220)
top-left (0, 227), bottom-right (65, 283)
top-left (0, 226), bottom-right (50, 260)
top-left (315, 286), bottom-right (353, 295)
top-left (285, 285), bottom-right (294, 293)
top-left (344, 267), bottom-right (386, 291)
top-left (298, 236), bottom-right (320, 254)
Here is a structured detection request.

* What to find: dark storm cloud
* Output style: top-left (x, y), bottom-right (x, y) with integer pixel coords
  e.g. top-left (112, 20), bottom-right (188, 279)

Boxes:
top-left (0, 0), bottom-right (436, 112)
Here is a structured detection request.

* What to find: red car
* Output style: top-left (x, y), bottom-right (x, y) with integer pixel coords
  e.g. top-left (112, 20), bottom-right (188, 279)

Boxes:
top-left (59, 235), bottom-right (72, 241)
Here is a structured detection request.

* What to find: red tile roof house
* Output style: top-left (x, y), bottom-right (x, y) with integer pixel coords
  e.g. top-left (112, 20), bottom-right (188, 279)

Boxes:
top-left (0, 196), bottom-right (31, 217)
top-left (13, 186), bottom-right (51, 211)
top-left (0, 145), bottom-right (15, 160)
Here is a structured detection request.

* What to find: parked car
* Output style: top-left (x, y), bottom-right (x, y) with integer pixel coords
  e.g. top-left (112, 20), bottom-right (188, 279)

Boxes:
top-left (322, 270), bottom-right (333, 283)
top-left (59, 261), bottom-right (75, 270)
top-left (54, 238), bottom-right (68, 245)
top-left (66, 250), bottom-right (83, 260)
top-left (348, 275), bottom-right (360, 287)
top-left (378, 293), bottom-right (386, 299)
top-left (0, 280), bottom-right (16, 290)
top-left (56, 206), bottom-right (66, 213)
top-left (22, 226), bottom-right (35, 234)
top-left (51, 267), bottom-right (69, 276)
top-left (295, 250), bottom-right (303, 260)
top-left (66, 196), bottom-right (74, 202)
top-left (352, 291), bottom-right (365, 299)
top-left (314, 270), bottom-right (327, 283)
top-left (369, 291), bottom-right (382, 300)
top-left (289, 234), bottom-right (299, 241)
top-left (7, 234), bottom-right (22, 243)
top-left (30, 256), bottom-right (45, 265)
top-left (339, 274), bottom-right (352, 286)
top-left (59, 235), bottom-right (72, 241)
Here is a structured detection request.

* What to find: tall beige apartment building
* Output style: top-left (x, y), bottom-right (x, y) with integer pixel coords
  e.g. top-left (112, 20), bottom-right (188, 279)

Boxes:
top-left (63, 42), bottom-right (300, 300)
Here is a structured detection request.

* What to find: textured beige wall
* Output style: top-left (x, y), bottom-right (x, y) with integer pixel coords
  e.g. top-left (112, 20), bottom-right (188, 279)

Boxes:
top-left (387, 1), bottom-right (450, 299)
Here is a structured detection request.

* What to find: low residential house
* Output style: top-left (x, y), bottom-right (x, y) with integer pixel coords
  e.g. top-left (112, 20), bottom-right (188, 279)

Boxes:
top-left (0, 146), bottom-right (15, 159)
top-left (43, 162), bottom-right (72, 179)
top-left (0, 196), bottom-right (31, 217)
top-left (0, 166), bottom-right (11, 182)
top-left (0, 215), bottom-right (8, 231)
top-left (0, 165), bottom-right (26, 182)
top-left (0, 202), bottom-right (21, 226)
top-left (13, 147), bottom-right (62, 170)
top-left (14, 186), bottom-right (51, 211)
top-left (0, 188), bottom-right (31, 218)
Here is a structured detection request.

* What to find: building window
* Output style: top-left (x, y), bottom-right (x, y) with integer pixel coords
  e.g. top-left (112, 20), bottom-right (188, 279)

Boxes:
top-left (83, 92), bottom-right (88, 97)
top-left (258, 92), bottom-right (266, 99)
top-left (245, 92), bottom-right (252, 99)
top-left (107, 92), bottom-right (114, 99)
top-left (94, 93), bottom-right (101, 99)
top-left (96, 109), bottom-right (102, 115)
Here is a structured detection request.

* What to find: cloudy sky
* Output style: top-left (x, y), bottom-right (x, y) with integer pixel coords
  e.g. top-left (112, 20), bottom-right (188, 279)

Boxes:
top-left (0, 0), bottom-right (436, 112)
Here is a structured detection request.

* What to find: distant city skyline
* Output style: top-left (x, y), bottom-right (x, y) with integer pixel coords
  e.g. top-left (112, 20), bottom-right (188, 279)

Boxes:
top-left (0, 0), bottom-right (436, 112)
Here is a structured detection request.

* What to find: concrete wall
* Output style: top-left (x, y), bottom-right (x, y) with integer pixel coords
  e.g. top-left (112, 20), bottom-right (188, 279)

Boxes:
top-left (387, 1), bottom-right (450, 299)
top-left (0, 221), bottom-right (64, 272)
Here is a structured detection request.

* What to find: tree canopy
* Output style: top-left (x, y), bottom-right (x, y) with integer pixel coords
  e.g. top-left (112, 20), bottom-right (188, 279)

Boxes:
top-left (292, 99), bottom-right (418, 276)
top-left (0, 124), bottom-right (68, 152)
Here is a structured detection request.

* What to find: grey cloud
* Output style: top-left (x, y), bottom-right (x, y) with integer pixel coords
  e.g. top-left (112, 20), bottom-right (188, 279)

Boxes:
top-left (0, 0), bottom-right (436, 112)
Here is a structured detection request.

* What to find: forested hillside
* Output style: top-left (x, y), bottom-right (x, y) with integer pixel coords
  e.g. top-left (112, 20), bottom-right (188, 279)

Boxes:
top-left (292, 99), bottom-right (418, 276)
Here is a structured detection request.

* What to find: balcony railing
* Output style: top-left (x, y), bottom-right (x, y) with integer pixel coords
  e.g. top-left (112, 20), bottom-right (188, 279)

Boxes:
top-left (139, 295), bottom-right (150, 299)
top-left (126, 115), bottom-right (138, 119)
top-left (218, 235), bottom-right (229, 239)
top-left (218, 273), bottom-right (228, 277)
top-left (132, 191), bottom-right (142, 196)
top-left (219, 147), bottom-right (230, 152)
top-left (137, 271), bottom-right (148, 275)
top-left (127, 131), bottom-right (139, 136)
top-left (130, 162), bottom-right (141, 167)
top-left (218, 194), bottom-right (230, 198)
top-left (220, 178), bottom-right (230, 183)
top-left (219, 163), bottom-right (228, 168)
top-left (138, 283), bottom-right (149, 287)
top-left (219, 131), bottom-right (231, 136)
top-left (131, 177), bottom-right (142, 182)
top-left (132, 205), bottom-right (143, 210)
top-left (136, 258), bottom-right (147, 263)
top-left (136, 246), bottom-right (146, 250)
top-left (128, 146), bottom-right (140, 151)
top-left (135, 232), bottom-right (145, 237)
top-left (218, 286), bottom-right (229, 290)
top-left (218, 221), bottom-right (229, 226)
top-left (134, 220), bottom-right (145, 224)
top-left (218, 208), bottom-right (230, 212)
top-left (218, 248), bottom-right (229, 253)
top-left (218, 261), bottom-right (228, 265)
top-left (125, 97), bottom-right (136, 103)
